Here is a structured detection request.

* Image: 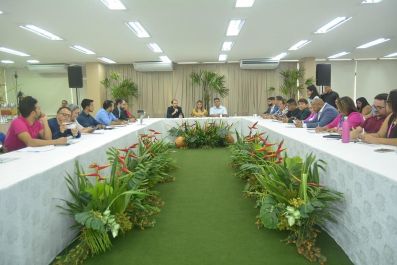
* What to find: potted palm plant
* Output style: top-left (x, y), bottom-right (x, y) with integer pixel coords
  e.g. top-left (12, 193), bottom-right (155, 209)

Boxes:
top-left (280, 68), bottom-right (305, 99)
top-left (190, 70), bottom-right (228, 110)
top-left (101, 72), bottom-right (138, 101)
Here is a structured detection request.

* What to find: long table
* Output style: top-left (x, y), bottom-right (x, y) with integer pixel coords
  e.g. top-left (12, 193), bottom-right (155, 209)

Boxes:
top-left (0, 117), bottom-right (396, 265)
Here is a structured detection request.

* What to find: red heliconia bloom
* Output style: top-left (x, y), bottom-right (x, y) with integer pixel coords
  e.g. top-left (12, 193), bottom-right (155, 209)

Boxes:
top-left (153, 131), bottom-right (161, 135)
top-left (129, 143), bottom-right (139, 149)
top-left (118, 148), bottom-right (130, 153)
top-left (128, 153), bottom-right (138, 158)
top-left (95, 164), bottom-right (111, 171)
top-left (263, 153), bottom-right (277, 159)
top-left (118, 156), bottom-right (126, 165)
top-left (276, 140), bottom-right (284, 153)
top-left (121, 167), bottom-right (131, 174)
top-left (139, 134), bottom-right (148, 138)
top-left (256, 146), bottom-right (269, 152)
top-left (248, 121), bottom-right (258, 130)
top-left (88, 163), bottom-right (98, 168)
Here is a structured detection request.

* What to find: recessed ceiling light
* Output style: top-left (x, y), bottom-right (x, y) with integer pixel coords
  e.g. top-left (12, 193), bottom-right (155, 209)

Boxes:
top-left (288, 40), bottom-right (311, 51)
top-left (126, 21), bottom-right (150, 38)
top-left (272, 52), bottom-right (288, 60)
top-left (235, 0), bottom-right (255, 8)
top-left (314, 17), bottom-right (352, 34)
top-left (27, 59), bottom-right (40, 64)
top-left (1, 60), bottom-right (14, 64)
top-left (0, 47), bottom-right (30, 57)
top-left (328, 51), bottom-right (350, 59)
top-left (362, 0), bottom-right (382, 3)
top-left (0, 10), bottom-right (3, 14)
top-left (384, 52), bottom-right (397, 58)
top-left (160, 56), bottom-right (171, 63)
top-left (221, 41), bottom-right (234, 51)
top-left (98, 57), bottom-right (116, 64)
top-left (70, 45), bottom-right (95, 55)
top-left (219, 54), bottom-right (228, 61)
top-left (226, 19), bottom-right (245, 36)
top-left (147, 43), bottom-right (163, 53)
top-left (357, 38), bottom-right (390, 49)
top-left (100, 0), bottom-right (126, 10)
top-left (20, 24), bottom-right (63, 40)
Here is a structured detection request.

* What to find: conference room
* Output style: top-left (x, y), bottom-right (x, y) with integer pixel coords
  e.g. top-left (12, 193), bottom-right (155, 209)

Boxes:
top-left (1, 0), bottom-right (397, 265)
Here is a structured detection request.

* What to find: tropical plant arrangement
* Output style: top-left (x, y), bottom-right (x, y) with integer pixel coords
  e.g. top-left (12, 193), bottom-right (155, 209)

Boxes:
top-left (168, 120), bottom-right (234, 149)
top-left (190, 70), bottom-right (228, 110)
top-left (101, 72), bottom-right (138, 101)
top-left (230, 122), bottom-right (343, 264)
top-left (54, 130), bottom-right (175, 265)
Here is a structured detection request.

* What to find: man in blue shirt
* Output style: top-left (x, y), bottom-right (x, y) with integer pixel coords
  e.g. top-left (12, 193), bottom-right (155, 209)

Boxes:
top-left (77, 99), bottom-right (103, 129)
top-left (48, 106), bottom-right (80, 139)
top-left (95, 100), bottom-right (125, 126)
top-left (209, 98), bottom-right (228, 117)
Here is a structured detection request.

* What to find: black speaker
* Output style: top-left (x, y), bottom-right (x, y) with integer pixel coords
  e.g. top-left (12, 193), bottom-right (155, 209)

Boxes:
top-left (68, 65), bottom-right (83, 88)
top-left (316, 64), bottom-right (331, 86)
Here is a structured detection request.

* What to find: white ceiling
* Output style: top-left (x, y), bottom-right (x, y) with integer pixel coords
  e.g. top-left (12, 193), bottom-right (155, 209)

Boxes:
top-left (0, 0), bottom-right (396, 67)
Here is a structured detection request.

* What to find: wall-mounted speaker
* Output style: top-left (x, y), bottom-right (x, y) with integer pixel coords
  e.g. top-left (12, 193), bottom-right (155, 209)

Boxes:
top-left (67, 65), bottom-right (83, 88)
top-left (316, 64), bottom-right (331, 86)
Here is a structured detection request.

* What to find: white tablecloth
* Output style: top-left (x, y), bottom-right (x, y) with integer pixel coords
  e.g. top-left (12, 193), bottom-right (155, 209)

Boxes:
top-left (1, 117), bottom-right (396, 265)
top-left (241, 118), bottom-right (397, 265)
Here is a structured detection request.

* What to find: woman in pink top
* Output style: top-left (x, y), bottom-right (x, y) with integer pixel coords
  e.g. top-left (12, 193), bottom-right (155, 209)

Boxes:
top-left (316, 96), bottom-right (364, 132)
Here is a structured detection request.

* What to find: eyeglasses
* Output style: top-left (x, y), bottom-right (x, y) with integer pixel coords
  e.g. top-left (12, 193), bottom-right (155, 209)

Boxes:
top-left (59, 113), bottom-right (71, 117)
top-left (373, 105), bottom-right (385, 110)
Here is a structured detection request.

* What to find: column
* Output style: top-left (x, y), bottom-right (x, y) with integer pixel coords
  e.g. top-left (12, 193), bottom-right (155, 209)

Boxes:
top-left (85, 63), bottom-right (106, 111)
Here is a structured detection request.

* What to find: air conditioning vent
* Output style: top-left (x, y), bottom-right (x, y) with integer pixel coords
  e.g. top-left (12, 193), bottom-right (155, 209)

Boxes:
top-left (133, 61), bottom-right (174, 72)
top-left (240, 58), bottom-right (279, 70)
top-left (27, 64), bottom-right (68, 74)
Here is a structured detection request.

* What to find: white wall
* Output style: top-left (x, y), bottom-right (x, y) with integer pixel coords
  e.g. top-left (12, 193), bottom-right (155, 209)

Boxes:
top-left (4, 67), bottom-right (86, 116)
top-left (329, 61), bottom-right (356, 99)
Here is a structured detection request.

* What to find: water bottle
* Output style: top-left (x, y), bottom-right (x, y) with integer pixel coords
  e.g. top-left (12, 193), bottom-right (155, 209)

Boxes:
top-left (342, 117), bottom-right (350, 143)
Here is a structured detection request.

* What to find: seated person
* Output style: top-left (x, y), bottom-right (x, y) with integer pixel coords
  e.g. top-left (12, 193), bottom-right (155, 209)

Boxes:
top-left (96, 100), bottom-right (125, 126)
top-left (316, 96), bottom-right (363, 133)
top-left (209, 98), bottom-right (228, 117)
top-left (191, 100), bottom-right (208, 117)
top-left (356, 97), bottom-right (372, 117)
top-left (273, 99), bottom-right (288, 119)
top-left (282, 98), bottom-right (301, 123)
top-left (61, 99), bottom-right (68, 108)
top-left (167, 99), bottom-right (184, 118)
top-left (77, 99), bottom-right (103, 129)
top-left (113, 99), bottom-right (136, 122)
top-left (297, 98), bottom-right (311, 120)
top-left (69, 104), bottom-right (95, 134)
top-left (351, 93), bottom-right (389, 139)
top-left (262, 96), bottom-right (281, 118)
top-left (48, 107), bottom-right (81, 139)
top-left (4, 96), bottom-right (66, 152)
top-left (360, 89), bottom-right (397, 146)
top-left (294, 98), bottom-right (338, 128)
top-left (264, 97), bottom-right (276, 114)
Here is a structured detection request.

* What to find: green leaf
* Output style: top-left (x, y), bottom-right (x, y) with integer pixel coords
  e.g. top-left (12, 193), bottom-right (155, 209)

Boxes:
top-left (259, 196), bottom-right (279, 229)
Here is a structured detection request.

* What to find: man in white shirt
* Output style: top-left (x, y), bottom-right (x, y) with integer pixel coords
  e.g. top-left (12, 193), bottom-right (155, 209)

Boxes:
top-left (209, 98), bottom-right (228, 117)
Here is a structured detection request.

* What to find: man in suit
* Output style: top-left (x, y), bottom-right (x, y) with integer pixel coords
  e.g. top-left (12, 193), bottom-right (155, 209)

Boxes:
top-left (167, 99), bottom-right (184, 118)
top-left (294, 98), bottom-right (338, 128)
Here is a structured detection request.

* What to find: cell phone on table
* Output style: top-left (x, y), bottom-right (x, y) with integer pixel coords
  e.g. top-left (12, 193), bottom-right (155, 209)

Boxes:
top-left (374, 148), bottom-right (395, 153)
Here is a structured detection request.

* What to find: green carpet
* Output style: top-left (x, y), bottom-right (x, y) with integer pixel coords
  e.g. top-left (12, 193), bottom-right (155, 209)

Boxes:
top-left (84, 149), bottom-right (352, 265)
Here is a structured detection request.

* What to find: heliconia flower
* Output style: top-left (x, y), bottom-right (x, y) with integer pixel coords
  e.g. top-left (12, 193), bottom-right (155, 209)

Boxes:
top-left (276, 140), bottom-right (284, 152)
top-left (248, 121), bottom-right (258, 130)
top-left (263, 153), bottom-right (277, 159)
top-left (139, 134), bottom-right (148, 138)
top-left (118, 156), bottom-right (126, 165)
top-left (121, 167), bottom-right (131, 174)
top-left (118, 148), bottom-right (130, 153)
top-left (128, 153), bottom-right (138, 158)
top-left (153, 132), bottom-right (161, 135)
top-left (256, 146), bottom-right (270, 152)
top-left (88, 163), bottom-right (98, 168)
top-left (80, 172), bottom-right (101, 177)
top-left (95, 164), bottom-right (111, 171)
top-left (129, 143), bottom-right (139, 149)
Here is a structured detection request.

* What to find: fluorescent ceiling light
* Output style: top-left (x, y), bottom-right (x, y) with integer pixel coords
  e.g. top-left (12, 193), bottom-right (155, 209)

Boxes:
top-left (357, 38), bottom-right (390, 49)
top-left (70, 45), bottom-right (95, 55)
top-left (315, 17), bottom-right (352, 34)
top-left (1, 60), bottom-right (14, 64)
top-left (221, 41), bottom-right (234, 51)
top-left (100, 0), bottom-right (126, 10)
top-left (98, 57), bottom-right (116, 64)
top-left (226, 19), bottom-right (245, 36)
top-left (147, 43), bottom-right (163, 53)
top-left (0, 10), bottom-right (3, 14)
top-left (126, 21), bottom-right (150, 38)
top-left (219, 54), bottom-right (228, 61)
top-left (329, 58), bottom-right (352, 61)
top-left (272, 52), bottom-right (288, 60)
top-left (288, 40), bottom-right (311, 51)
top-left (160, 55), bottom-right (171, 63)
top-left (362, 0), bottom-right (382, 3)
top-left (328, 51), bottom-right (350, 59)
top-left (20, 24), bottom-right (62, 40)
top-left (235, 0), bottom-right (255, 7)
top-left (0, 47), bottom-right (30, 57)
top-left (384, 52), bottom-right (397, 58)
top-left (27, 59), bottom-right (40, 64)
